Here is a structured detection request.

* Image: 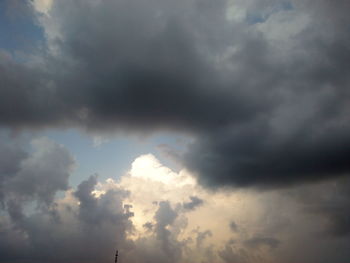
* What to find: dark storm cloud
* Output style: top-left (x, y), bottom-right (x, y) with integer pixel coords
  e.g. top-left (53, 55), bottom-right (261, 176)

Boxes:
top-left (185, 123), bottom-right (350, 188)
top-left (1, 0), bottom-right (350, 188)
top-left (1, 0), bottom-right (258, 132)
top-left (183, 0), bottom-right (350, 188)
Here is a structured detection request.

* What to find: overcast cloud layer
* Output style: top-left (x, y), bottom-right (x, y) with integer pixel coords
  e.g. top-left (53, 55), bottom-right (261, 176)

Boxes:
top-left (1, 0), bottom-right (350, 187)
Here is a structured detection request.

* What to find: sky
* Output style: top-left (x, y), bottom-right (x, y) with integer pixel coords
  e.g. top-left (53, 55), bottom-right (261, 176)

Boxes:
top-left (0, 0), bottom-right (350, 262)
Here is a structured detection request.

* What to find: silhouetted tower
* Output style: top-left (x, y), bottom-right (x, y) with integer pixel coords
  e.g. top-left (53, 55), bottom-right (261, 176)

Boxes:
top-left (115, 250), bottom-right (118, 263)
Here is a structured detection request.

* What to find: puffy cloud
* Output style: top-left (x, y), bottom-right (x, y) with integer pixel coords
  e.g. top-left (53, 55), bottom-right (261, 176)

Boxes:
top-left (1, 148), bottom-right (350, 263)
top-left (100, 154), bottom-right (350, 263)
top-left (0, 133), bottom-right (75, 223)
top-left (0, 136), bottom-right (133, 263)
top-left (32, 0), bottom-right (53, 14)
top-left (154, 201), bottom-right (181, 263)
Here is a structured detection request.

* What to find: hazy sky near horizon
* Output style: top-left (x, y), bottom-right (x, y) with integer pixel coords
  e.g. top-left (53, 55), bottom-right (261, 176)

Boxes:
top-left (1, 0), bottom-right (350, 262)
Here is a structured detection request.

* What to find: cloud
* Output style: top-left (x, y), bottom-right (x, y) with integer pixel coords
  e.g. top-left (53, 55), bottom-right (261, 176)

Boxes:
top-left (0, 134), bottom-right (28, 205)
top-left (219, 243), bottom-right (250, 263)
top-left (229, 221), bottom-right (238, 232)
top-left (0, 133), bottom-right (75, 224)
top-left (154, 201), bottom-right (182, 263)
top-left (194, 229), bottom-right (212, 248)
top-left (0, 188), bottom-right (134, 263)
top-left (1, 0), bottom-right (350, 189)
top-left (143, 221), bottom-right (154, 231)
top-left (183, 196), bottom-right (204, 211)
top-left (289, 177), bottom-right (350, 237)
top-left (244, 236), bottom-right (280, 249)
top-left (1, 149), bottom-right (350, 263)
top-left (0, 136), bottom-right (133, 263)
top-left (32, 0), bottom-right (53, 14)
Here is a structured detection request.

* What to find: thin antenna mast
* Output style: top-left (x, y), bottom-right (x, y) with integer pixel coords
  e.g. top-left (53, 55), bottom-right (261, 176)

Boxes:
top-left (115, 250), bottom-right (118, 263)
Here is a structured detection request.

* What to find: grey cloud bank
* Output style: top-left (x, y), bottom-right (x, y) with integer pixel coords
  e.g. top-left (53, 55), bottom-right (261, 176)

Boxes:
top-left (1, 0), bottom-right (350, 187)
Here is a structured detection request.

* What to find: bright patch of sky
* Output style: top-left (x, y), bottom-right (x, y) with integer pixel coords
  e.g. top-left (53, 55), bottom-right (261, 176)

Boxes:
top-left (227, 0), bottom-right (293, 24)
top-left (246, 2), bottom-right (293, 24)
top-left (45, 129), bottom-right (190, 187)
top-left (0, 1), bottom-right (44, 53)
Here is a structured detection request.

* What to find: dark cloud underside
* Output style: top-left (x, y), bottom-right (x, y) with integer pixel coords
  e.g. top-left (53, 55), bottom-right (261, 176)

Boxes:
top-left (1, 0), bottom-right (350, 188)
